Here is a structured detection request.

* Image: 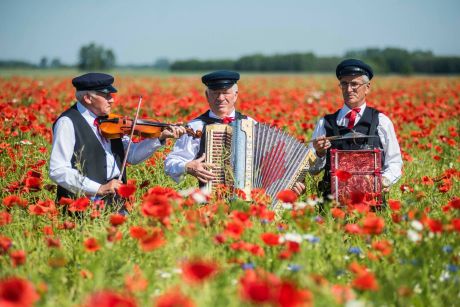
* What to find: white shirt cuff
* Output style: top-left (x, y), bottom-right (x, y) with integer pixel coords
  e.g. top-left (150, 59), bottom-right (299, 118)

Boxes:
top-left (85, 180), bottom-right (102, 196)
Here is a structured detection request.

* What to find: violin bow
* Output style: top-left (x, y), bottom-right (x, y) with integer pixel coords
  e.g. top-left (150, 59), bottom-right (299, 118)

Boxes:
top-left (118, 96), bottom-right (143, 181)
top-left (305, 131), bottom-right (378, 143)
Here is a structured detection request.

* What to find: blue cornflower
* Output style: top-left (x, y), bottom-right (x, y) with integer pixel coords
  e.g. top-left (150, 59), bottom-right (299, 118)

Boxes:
top-left (241, 263), bottom-right (255, 270)
top-left (348, 247), bottom-right (362, 255)
top-left (442, 245), bottom-right (453, 253)
top-left (303, 234), bottom-right (320, 244)
top-left (447, 264), bottom-right (458, 273)
top-left (287, 264), bottom-right (302, 272)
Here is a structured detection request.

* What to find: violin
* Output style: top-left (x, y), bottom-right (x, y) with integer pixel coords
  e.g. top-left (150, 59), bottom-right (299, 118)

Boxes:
top-left (96, 114), bottom-right (202, 139)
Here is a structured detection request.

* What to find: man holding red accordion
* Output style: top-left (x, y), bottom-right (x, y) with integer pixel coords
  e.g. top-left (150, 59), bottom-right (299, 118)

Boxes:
top-left (293, 59), bottom-right (403, 201)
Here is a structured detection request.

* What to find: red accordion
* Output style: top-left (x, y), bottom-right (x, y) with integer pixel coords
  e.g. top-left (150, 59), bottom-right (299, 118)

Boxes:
top-left (330, 149), bottom-right (383, 206)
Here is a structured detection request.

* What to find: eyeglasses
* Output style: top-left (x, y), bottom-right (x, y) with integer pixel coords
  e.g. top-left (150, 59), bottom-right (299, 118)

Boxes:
top-left (91, 92), bottom-right (113, 100)
top-left (208, 89), bottom-right (236, 97)
top-left (339, 81), bottom-right (368, 91)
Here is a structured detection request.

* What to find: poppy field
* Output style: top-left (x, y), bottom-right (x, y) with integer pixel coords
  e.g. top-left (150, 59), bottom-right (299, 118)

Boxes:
top-left (0, 73), bottom-right (459, 306)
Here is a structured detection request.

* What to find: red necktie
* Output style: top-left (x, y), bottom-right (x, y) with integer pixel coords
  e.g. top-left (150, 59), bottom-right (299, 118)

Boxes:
top-left (93, 118), bottom-right (108, 143)
top-left (345, 108), bottom-right (361, 129)
top-left (222, 117), bottom-right (235, 124)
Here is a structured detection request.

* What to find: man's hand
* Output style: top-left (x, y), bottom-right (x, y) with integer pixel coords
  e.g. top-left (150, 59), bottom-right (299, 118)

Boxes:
top-left (185, 154), bottom-right (215, 183)
top-left (292, 182), bottom-right (306, 196)
top-left (97, 179), bottom-right (122, 196)
top-left (313, 135), bottom-right (331, 157)
top-left (159, 126), bottom-right (187, 141)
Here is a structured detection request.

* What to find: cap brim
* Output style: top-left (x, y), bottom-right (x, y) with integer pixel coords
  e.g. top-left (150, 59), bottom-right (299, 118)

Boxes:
top-left (206, 81), bottom-right (236, 90)
top-left (338, 67), bottom-right (369, 79)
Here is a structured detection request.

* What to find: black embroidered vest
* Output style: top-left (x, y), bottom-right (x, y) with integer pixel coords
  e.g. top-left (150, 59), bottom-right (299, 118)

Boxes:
top-left (52, 104), bottom-right (126, 201)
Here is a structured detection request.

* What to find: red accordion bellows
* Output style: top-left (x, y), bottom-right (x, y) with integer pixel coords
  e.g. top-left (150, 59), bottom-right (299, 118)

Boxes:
top-left (330, 149), bottom-right (383, 206)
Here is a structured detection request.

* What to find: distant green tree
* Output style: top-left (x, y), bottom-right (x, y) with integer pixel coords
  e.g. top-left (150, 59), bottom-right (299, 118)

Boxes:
top-left (39, 57), bottom-right (48, 68)
top-left (153, 58), bottom-right (170, 70)
top-left (78, 43), bottom-right (116, 70)
top-left (50, 58), bottom-right (62, 68)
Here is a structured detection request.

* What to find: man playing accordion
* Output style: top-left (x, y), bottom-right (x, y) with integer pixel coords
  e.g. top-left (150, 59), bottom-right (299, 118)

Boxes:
top-left (294, 59), bottom-right (403, 200)
top-left (165, 70), bottom-right (255, 186)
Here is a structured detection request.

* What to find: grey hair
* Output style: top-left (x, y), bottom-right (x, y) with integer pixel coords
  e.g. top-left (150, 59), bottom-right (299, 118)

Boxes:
top-left (75, 90), bottom-right (96, 102)
top-left (361, 75), bottom-right (370, 83)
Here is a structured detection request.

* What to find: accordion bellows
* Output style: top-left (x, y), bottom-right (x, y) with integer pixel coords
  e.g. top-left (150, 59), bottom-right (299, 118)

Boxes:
top-left (205, 119), bottom-right (316, 207)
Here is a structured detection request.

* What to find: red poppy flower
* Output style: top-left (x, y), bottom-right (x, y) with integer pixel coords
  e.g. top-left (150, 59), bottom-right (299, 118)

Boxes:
top-left (0, 236), bottom-right (13, 254)
top-left (68, 197), bottom-right (90, 212)
top-left (155, 287), bottom-right (195, 307)
top-left (141, 195), bottom-right (172, 223)
top-left (24, 176), bottom-right (42, 190)
top-left (260, 232), bottom-right (280, 246)
top-left (62, 221), bottom-right (76, 230)
top-left (425, 218), bottom-right (443, 233)
top-left (83, 290), bottom-right (137, 307)
top-left (421, 176), bottom-right (434, 185)
top-left (239, 270), bottom-right (273, 304)
top-left (2, 195), bottom-right (27, 208)
top-left (0, 276), bottom-right (40, 307)
top-left (452, 218), bottom-right (460, 232)
top-left (224, 221), bottom-right (245, 239)
top-left (277, 190), bottom-right (298, 203)
top-left (335, 170), bottom-right (352, 182)
top-left (344, 224), bottom-right (362, 234)
top-left (58, 197), bottom-right (73, 206)
top-left (43, 225), bottom-right (53, 236)
top-left (10, 250), bottom-right (26, 267)
top-left (331, 207), bottom-right (345, 219)
top-left (0, 211), bottom-right (12, 226)
top-left (287, 241), bottom-right (301, 253)
top-left (140, 228), bottom-right (165, 252)
top-left (84, 238), bottom-right (100, 252)
top-left (125, 265), bottom-right (148, 293)
top-left (46, 237), bottom-right (61, 248)
top-left (388, 199), bottom-right (401, 211)
top-left (110, 213), bottom-right (127, 227)
top-left (276, 281), bottom-right (313, 307)
top-left (372, 239), bottom-right (393, 256)
top-left (182, 259), bottom-right (218, 284)
top-left (449, 197), bottom-right (460, 210)
top-left (362, 215), bottom-right (385, 235)
top-left (352, 271), bottom-right (379, 291)
top-left (130, 226), bottom-right (148, 240)
top-left (118, 183), bottom-right (136, 198)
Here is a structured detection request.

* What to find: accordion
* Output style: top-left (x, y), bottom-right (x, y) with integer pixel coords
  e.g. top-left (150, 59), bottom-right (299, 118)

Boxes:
top-left (204, 119), bottom-right (316, 207)
top-left (330, 149), bottom-right (383, 206)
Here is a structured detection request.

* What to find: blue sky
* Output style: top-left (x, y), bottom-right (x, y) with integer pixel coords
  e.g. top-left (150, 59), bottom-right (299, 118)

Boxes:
top-left (1, 0), bottom-right (459, 65)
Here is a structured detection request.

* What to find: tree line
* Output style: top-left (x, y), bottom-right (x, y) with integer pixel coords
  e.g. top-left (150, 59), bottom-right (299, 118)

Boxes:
top-left (1, 44), bottom-right (459, 74)
top-left (171, 48), bottom-right (460, 74)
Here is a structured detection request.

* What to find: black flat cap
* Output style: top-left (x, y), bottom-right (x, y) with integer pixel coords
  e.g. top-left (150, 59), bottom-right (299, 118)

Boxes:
top-left (72, 73), bottom-right (117, 93)
top-left (336, 59), bottom-right (373, 80)
top-left (202, 70), bottom-right (240, 90)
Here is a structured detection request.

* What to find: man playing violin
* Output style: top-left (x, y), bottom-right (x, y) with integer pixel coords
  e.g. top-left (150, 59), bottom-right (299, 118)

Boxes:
top-left (165, 70), bottom-right (254, 185)
top-left (49, 72), bottom-right (186, 205)
top-left (293, 59), bottom-right (403, 197)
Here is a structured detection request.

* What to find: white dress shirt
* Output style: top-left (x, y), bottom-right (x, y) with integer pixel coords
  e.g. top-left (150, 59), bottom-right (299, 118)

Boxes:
top-left (308, 103), bottom-right (403, 185)
top-left (164, 109), bottom-right (255, 183)
top-left (49, 101), bottom-right (163, 196)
